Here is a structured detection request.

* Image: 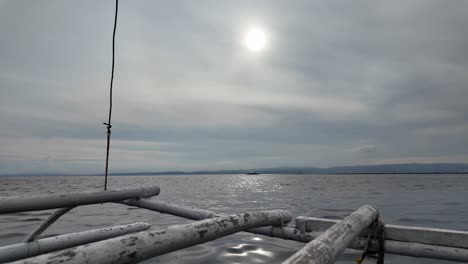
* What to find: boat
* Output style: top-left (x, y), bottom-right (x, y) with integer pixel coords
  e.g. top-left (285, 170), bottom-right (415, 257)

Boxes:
top-left (0, 185), bottom-right (467, 263)
top-left (2, 1), bottom-right (467, 263)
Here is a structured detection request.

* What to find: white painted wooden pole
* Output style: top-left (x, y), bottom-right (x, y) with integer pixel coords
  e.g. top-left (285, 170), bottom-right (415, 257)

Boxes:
top-left (0, 186), bottom-right (160, 214)
top-left (283, 205), bottom-right (378, 264)
top-left (12, 210), bottom-right (291, 264)
top-left (120, 198), bottom-right (219, 220)
top-left (0, 222), bottom-right (151, 263)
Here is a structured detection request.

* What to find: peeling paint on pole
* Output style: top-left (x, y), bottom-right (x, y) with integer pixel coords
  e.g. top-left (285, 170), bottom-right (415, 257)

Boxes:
top-left (282, 205), bottom-right (378, 264)
top-left (0, 186), bottom-right (160, 214)
top-left (0, 222), bottom-right (151, 263)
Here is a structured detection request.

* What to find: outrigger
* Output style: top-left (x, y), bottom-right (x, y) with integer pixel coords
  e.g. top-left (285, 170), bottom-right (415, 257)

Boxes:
top-left (0, 185), bottom-right (467, 263)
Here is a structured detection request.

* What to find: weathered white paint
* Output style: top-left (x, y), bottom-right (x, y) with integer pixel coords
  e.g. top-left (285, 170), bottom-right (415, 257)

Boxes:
top-left (120, 198), bottom-right (219, 220)
top-left (295, 216), bottom-right (468, 249)
top-left (13, 210), bottom-right (291, 264)
top-left (386, 224), bottom-right (468, 249)
top-left (0, 222), bottom-right (151, 263)
top-left (283, 205), bottom-right (378, 264)
top-left (0, 186), bottom-right (160, 214)
top-left (385, 240), bottom-right (468, 262)
top-left (121, 198), bottom-right (299, 239)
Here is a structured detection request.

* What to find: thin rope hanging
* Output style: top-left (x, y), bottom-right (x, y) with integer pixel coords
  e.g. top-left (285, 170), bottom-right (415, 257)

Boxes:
top-left (103, 0), bottom-right (118, 190)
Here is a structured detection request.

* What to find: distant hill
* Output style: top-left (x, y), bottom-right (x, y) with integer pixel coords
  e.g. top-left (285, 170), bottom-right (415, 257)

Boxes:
top-left (106, 163), bottom-right (468, 176)
top-left (2, 163), bottom-right (468, 177)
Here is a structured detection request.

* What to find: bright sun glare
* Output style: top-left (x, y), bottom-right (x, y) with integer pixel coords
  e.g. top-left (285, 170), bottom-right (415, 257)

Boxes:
top-left (244, 28), bottom-right (266, 52)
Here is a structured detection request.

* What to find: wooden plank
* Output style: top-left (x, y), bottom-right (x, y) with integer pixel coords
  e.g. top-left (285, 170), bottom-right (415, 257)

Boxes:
top-left (385, 224), bottom-right (468, 249)
top-left (295, 216), bottom-right (468, 249)
top-left (385, 240), bottom-right (468, 262)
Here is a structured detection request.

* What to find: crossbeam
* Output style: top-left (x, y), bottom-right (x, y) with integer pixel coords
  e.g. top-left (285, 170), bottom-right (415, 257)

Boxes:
top-left (282, 205), bottom-right (378, 264)
top-left (0, 186), bottom-right (160, 214)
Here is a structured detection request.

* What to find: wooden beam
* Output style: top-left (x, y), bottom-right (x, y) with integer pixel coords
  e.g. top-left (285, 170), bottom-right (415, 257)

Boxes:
top-left (385, 240), bottom-right (468, 262)
top-left (283, 205), bottom-right (378, 264)
top-left (0, 186), bottom-right (160, 214)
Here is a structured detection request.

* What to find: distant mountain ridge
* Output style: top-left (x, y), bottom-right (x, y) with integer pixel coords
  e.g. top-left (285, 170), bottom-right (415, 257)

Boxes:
top-left (2, 163), bottom-right (468, 177)
top-left (105, 163), bottom-right (468, 176)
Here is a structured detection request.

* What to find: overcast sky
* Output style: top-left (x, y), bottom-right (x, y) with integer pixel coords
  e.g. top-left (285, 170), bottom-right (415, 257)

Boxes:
top-left (1, 0), bottom-right (468, 174)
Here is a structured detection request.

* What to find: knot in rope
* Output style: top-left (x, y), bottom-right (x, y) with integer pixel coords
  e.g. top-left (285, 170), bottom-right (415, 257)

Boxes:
top-left (103, 122), bottom-right (112, 132)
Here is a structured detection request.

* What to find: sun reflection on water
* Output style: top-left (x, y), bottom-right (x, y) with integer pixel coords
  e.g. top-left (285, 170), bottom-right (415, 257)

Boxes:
top-left (231, 175), bottom-right (282, 193)
top-left (223, 243), bottom-right (273, 258)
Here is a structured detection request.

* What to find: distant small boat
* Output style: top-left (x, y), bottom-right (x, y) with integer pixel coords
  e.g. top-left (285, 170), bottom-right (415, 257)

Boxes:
top-left (246, 172), bottom-right (259, 175)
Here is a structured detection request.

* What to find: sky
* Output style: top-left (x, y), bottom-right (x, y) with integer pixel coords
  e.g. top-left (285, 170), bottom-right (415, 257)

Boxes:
top-left (1, 1), bottom-right (468, 174)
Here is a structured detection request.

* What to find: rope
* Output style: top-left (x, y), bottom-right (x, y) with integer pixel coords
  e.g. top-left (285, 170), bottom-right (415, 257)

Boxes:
top-left (356, 219), bottom-right (386, 264)
top-left (103, 0), bottom-right (118, 190)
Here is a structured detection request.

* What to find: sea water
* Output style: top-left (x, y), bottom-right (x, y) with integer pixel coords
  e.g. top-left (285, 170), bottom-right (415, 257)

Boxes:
top-left (1, 174), bottom-right (467, 263)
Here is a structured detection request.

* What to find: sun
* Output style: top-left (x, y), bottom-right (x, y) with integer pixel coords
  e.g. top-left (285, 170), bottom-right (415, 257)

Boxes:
top-left (244, 28), bottom-right (266, 52)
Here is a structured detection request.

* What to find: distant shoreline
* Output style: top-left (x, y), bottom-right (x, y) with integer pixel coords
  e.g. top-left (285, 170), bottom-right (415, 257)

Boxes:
top-left (2, 163), bottom-right (468, 177)
top-left (2, 172), bottom-right (468, 177)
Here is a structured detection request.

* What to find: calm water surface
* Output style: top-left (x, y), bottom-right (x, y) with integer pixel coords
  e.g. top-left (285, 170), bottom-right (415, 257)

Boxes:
top-left (1, 174), bottom-right (467, 263)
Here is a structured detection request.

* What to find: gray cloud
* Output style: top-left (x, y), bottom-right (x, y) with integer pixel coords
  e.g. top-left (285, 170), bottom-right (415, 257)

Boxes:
top-left (358, 145), bottom-right (377, 154)
top-left (1, 0), bottom-right (468, 174)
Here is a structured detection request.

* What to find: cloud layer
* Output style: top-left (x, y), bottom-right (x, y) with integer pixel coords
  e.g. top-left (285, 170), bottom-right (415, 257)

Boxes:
top-left (1, 1), bottom-right (467, 174)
